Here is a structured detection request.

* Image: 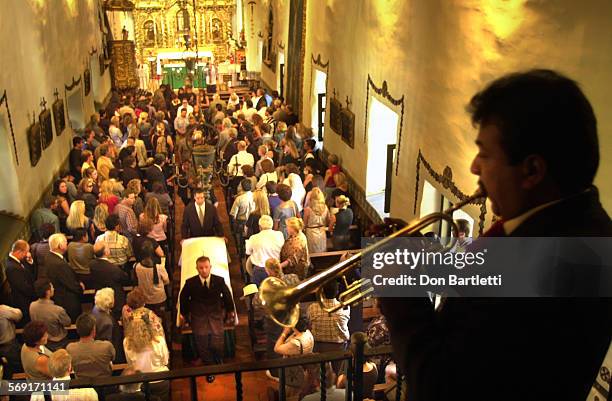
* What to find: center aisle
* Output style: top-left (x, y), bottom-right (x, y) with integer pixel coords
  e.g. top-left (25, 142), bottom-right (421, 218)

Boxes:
top-left (170, 183), bottom-right (274, 401)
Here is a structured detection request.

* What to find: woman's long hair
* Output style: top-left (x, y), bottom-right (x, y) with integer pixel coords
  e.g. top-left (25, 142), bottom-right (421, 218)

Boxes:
top-left (124, 315), bottom-right (157, 353)
top-left (253, 189), bottom-right (270, 216)
top-left (93, 204), bottom-right (109, 232)
top-left (66, 200), bottom-right (87, 230)
top-left (144, 197), bottom-right (162, 224)
top-left (309, 187), bottom-right (327, 216)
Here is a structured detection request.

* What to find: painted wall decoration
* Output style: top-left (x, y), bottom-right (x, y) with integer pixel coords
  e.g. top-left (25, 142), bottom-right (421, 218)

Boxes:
top-left (340, 107), bottom-right (355, 148)
top-left (0, 90), bottom-right (18, 165)
top-left (329, 96), bottom-right (342, 134)
top-left (84, 69), bottom-right (92, 96)
top-left (285, 0), bottom-right (306, 113)
top-left (39, 109), bottom-right (53, 149)
top-left (53, 90), bottom-right (66, 136)
top-left (364, 75), bottom-right (405, 175)
top-left (413, 150), bottom-right (487, 235)
top-left (27, 118), bottom-right (42, 167)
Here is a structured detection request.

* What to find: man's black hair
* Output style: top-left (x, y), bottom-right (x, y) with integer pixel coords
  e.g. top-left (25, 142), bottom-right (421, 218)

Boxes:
top-left (75, 313), bottom-right (96, 338)
top-left (106, 214), bottom-right (120, 230)
top-left (73, 137), bottom-right (83, 147)
top-left (34, 279), bottom-right (52, 299)
top-left (72, 227), bottom-right (87, 241)
top-left (467, 69), bottom-right (598, 195)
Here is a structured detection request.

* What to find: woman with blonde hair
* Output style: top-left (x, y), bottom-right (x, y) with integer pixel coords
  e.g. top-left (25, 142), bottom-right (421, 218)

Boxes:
top-left (140, 197), bottom-right (168, 246)
top-left (303, 187), bottom-right (334, 253)
top-left (109, 116), bottom-right (123, 148)
top-left (281, 139), bottom-right (300, 166)
top-left (279, 217), bottom-right (310, 279)
top-left (66, 200), bottom-right (94, 241)
top-left (331, 195), bottom-right (354, 250)
top-left (123, 313), bottom-right (170, 401)
top-left (245, 189), bottom-right (271, 237)
top-left (98, 179), bottom-right (120, 214)
top-left (92, 203), bottom-right (109, 237)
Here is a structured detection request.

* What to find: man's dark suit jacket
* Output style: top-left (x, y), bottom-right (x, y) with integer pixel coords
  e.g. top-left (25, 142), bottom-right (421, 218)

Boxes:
top-left (5, 257), bottom-right (36, 323)
top-left (380, 187), bottom-right (612, 401)
top-left (122, 166), bottom-right (142, 188)
top-left (69, 148), bottom-right (82, 181)
top-left (89, 258), bottom-right (130, 317)
top-left (181, 200), bottom-right (223, 239)
top-left (45, 253), bottom-right (83, 322)
top-left (145, 164), bottom-right (166, 192)
top-left (179, 274), bottom-right (234, 336)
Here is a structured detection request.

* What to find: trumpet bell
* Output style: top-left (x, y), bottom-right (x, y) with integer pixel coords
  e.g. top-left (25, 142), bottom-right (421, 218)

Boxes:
top-left (259, 276), bottom-right (301, 327)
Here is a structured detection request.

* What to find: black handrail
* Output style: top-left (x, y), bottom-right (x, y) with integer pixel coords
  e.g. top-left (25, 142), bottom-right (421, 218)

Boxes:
top-left (68, 343), bottom-right (398, 401)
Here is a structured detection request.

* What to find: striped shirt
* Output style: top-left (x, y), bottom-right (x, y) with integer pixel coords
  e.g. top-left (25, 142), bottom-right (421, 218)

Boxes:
top-left (95, 231), bottom-right (133, 266)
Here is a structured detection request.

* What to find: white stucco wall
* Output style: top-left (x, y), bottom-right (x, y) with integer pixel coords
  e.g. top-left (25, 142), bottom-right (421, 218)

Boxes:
top-left (0, 0), bottom-right (110, 217)
top-left (257, 0), bottom-right (612, 225)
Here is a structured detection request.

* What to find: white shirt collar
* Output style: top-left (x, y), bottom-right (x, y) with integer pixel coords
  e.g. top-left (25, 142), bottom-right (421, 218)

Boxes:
top-left (199, 275), bottom-right (211, 287)
top-left (50, 251), bottom-right (64, 260)
top-left (9, 254), bottom-right (22, 265)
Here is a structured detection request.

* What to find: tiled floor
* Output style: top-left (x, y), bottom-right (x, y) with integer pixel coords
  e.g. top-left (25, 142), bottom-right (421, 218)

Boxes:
top-left (169, 184), bottom-right (277, 401)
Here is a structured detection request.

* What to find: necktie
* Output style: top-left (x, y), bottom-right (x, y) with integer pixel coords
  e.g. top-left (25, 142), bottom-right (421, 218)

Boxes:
top-left (482, 220), bottom-right (506, 237)
top-left (197, 204), bottom-right (204, 226)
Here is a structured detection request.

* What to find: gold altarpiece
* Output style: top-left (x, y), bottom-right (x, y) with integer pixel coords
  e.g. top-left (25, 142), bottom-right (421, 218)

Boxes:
top-left (133, 0), bottom-right (236, 63)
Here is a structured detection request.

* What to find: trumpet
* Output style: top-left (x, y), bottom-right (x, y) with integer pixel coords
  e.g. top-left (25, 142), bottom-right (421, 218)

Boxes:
top-left (259, 189), bottom-right (486, 327)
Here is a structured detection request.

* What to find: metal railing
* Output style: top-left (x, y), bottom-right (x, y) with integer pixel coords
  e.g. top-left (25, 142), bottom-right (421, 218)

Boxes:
top-left (69, 333), bottom-right (397, 401)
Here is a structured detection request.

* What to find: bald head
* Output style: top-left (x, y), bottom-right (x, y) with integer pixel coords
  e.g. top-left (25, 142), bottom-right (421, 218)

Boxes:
top-left (10, 240), bottom-right (29, 260)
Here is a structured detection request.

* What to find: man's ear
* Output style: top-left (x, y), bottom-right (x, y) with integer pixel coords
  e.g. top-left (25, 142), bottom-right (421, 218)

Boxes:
top-left (521, 155), bottom-right (547, 189)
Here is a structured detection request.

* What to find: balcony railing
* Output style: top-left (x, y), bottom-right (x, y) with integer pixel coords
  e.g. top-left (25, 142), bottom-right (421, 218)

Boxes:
top-left (70, 334), bottom-right (399, 401)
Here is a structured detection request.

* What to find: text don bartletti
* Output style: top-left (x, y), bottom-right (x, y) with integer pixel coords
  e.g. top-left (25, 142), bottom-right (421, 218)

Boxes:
top-left (372, 274), bottom-right (503, 286)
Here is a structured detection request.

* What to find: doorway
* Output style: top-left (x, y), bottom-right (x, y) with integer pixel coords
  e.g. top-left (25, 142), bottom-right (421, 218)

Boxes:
top-left (311, 68), bottom-right (327, 142)
top-left (66, 87), bottom-right (85, 130)
top-left (365, 97), bottom-right (399, 218)
top-left (278, 51), bottom-right (285, 98)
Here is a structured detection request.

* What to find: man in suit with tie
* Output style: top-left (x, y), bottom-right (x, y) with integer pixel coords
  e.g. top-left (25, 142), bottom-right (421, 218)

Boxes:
top-left (5, 240), bottom-right (36, 326)
top-left (379, 70), bottom-right (612, 401)
top-left (179, 256), bottom-right (235, 380)
top-left (89, 242), bottom-right (130, 319)
top-left (45, 233), bottom-right (84, 322)
top-left (145, 153), bottom-right (168, 192)
top-left (181, 188), bottom-right (224, 240)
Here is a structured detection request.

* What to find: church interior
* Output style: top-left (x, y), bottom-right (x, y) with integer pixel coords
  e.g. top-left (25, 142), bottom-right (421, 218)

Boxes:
top-left (0, 0), bottom-right (611, 400)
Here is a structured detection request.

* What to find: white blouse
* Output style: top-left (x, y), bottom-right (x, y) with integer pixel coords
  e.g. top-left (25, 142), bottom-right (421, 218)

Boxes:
top-left (124, 335), bottom-right (169, 375)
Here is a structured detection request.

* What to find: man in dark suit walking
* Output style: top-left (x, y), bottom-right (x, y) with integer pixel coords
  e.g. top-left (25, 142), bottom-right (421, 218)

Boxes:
top-left (145, 153), bottom-right (168, 192)
top-left (5, 240), bottom-right (36, 326)
top-left (181, 188), bottom-right (224, 239)
top-left (89, 242), bottom-right (130, 319)
top-left (179, 256), bottom-right (235, 380)
top-left (45, 233), bottom-right (84, 322)
top-left (380, 70), bottom-right (612, 401)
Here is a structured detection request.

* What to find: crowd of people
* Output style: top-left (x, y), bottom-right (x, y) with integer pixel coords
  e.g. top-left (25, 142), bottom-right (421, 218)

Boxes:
top-left (0, 82), bottom-right (376, 401)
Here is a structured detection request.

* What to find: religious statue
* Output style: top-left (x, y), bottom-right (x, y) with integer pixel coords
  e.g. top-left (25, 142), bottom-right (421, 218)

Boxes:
top-left (212, 18), bottom-right (222, 42)
top-left (122, 25), bottom-right (129, 40)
